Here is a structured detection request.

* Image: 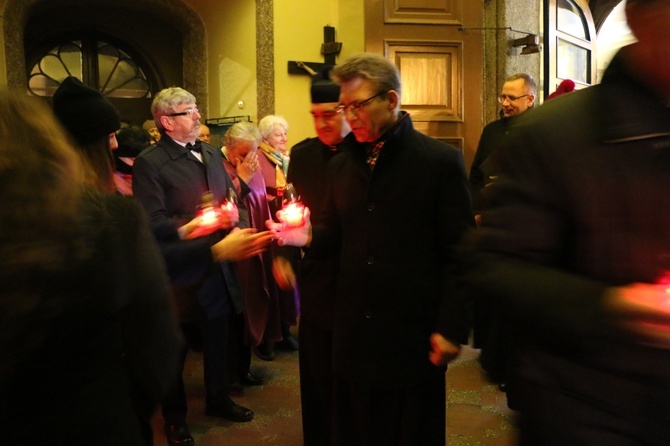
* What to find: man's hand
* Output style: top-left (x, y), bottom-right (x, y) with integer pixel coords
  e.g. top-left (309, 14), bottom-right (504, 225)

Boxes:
top-left (429, 333), bottom-right (461, 367)
top-left (211, 228), bottom-right (274, 262)
top-left (605, 283), bottom-right (670, 349)
top-left (180, 216), bottom-right (220, 239)
top-left (265, 208), bottom-right (312, 247)
top-left (219, 204), bottom-right (239, 229)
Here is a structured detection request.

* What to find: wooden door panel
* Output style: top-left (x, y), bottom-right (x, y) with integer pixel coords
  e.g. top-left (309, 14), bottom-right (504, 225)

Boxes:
top-left (386, 41), bottom-right (463, 122)
top-left (366, 0), bottom-right (482, 169)
top-left (383, 0), bottom-right (463, 24)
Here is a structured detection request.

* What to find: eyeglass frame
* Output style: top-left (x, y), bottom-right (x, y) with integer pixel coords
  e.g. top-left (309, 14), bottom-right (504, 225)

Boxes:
top-left (335, 91), bottom-right (389, 115)
top-left (167, 107), bottom-right (200, 118)
top-left (497, 94), bottom-right (530, 104)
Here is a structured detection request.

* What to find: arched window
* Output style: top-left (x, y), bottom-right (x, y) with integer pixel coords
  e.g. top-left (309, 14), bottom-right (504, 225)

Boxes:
top-left (545, 0), bottom-right (597, 97)
top-left (28, 39), bottom-right (151, 98)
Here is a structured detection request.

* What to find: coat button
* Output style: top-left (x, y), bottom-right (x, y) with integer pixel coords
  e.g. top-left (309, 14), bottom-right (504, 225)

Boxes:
top-left (364, 311), bottom-right (372, 319)
top-left (367, 203), bottom-right (375, 211)
top-left (367, 256), bottom-right (375, 265)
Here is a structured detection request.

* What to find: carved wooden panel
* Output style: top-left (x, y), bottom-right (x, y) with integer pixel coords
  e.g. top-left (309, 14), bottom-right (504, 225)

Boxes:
top-left (386, 40), bottom-right (463, 122)
top-left (384, 0), bottom-right (463, 25)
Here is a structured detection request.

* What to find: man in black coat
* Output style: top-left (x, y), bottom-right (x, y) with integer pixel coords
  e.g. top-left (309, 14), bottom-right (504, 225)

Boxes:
top-left (270, 53), bottom-right (474, 445)
top-left (466, 1), bottom-right (670, 444)
top-left (133, 87), bottom-right (272, 445)
top-left (274, 66), bottom-right (351, 445)
top-left (469, 74), bottom-right (536, 399)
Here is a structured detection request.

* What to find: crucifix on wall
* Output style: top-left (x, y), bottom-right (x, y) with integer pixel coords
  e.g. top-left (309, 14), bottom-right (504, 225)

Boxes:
top-left (288, 25), bottom-right (342, 75)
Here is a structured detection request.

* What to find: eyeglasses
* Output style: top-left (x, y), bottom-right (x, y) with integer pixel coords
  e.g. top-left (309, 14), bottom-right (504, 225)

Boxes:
top-left (336, 91), bottom-right (388, 115)
top-left (168, 107), bottom-right (200, 118)
top-left (498, 94), bottom-right (529, 104)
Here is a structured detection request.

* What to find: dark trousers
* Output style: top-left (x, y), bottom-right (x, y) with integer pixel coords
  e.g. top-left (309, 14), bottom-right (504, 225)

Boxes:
top-left (332, 368), bottom-right (446, 446)
top-left (162, 316), bottom-right (231, 423)
top-left (227, 310), bottom-right (252, 383)
top-left (298, 318), bottom-right (333, 446)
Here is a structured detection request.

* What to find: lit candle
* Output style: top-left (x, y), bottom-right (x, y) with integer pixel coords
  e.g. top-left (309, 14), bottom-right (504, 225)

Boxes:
top-left (280, 202), bottom-right (306, 227)
top-left (197, 191), bottom-right (222, 227)
top-left (278, 183), bottom-right (307, 228)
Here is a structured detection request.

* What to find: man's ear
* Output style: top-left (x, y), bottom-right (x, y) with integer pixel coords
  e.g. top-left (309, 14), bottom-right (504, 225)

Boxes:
top-left (387, 90), bottom-right (400, 110)
top-left (159, 115), bottom-right (173, 132)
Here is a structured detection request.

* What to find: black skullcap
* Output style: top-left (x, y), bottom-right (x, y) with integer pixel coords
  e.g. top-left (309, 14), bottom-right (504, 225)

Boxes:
top-left (310, 66), bottom-right (340, 103)
top-left (53, 76), bottom-right (120, 144)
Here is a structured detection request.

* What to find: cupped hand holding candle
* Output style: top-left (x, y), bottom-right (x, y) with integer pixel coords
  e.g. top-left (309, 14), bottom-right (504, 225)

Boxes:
top-left (277, 202), bottom-right (307, 228)
top-left (266, 207), bottom-right (311, 247)
top-left (604, 282), bottom-right (670, 349)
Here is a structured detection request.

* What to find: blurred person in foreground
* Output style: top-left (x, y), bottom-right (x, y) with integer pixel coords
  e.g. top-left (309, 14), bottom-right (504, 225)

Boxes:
top-left (272, 65), bottom-right (351, 445)
top-left (464, 0), bottom-right (670, 444)
top-left (133, 87), bottom-right (273, 445)
top-left (269, 53), bottom-right (473, 445)
top-left (0, 90), bottom-right (180, 445)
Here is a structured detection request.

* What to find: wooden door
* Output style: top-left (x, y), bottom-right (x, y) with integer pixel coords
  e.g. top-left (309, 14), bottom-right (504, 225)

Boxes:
top-left (364, 0), bottom-right (483, 170)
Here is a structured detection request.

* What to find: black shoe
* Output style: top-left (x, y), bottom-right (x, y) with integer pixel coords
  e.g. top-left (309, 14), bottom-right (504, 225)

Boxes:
top-left (275, 334), bottom-right (299, 351)
top-left (206, 401), bottom-right (254, 422)
top-left (254, 343), bottom-right (275, 361)
top-left (164, 423), bottom-right (194, 446)
top-left (229, 382), bottom-right (245, 397)
top-left (240, 372), bottom-right (264, 386)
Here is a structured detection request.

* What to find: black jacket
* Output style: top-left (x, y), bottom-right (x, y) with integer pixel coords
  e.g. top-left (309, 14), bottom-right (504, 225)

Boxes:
top-left (311, 112), bottom-right (474, 389)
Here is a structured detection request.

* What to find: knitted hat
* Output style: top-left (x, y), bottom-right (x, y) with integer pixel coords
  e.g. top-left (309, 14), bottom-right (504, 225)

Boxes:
top-left (53, 76), bottom-right (120, 143)
top-left (546, 79), bottom-right (575, 101)
top-left (143, 119), bottom-right (157, 131)
top-left (310, 66), bottom-right (340, 103)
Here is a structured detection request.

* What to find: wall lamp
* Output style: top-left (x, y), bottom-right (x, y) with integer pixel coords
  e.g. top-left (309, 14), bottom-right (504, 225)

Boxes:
top-left (512, 33), bottom-right (542, 55)
top-left (458, 26), bottom-right (542, 55)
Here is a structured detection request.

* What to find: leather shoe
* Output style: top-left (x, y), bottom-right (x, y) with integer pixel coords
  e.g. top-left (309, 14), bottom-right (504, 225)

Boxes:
top-left (254, 343), bottom-right (275, 361)
top-left (240, 372), bottom-right (264, 386)
top-left (206, 401), bottom-right (254, 422)
top-left (275, 334), bottom-right (299, 351)
top-left (229, 382), bottom-right (245, 397)
top-left (164, 423), bottom-right (194, 446)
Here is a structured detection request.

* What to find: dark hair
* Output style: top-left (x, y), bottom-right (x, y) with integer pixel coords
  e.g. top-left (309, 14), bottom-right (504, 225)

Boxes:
top-left (78, 135), bottom-right (116, 193)
top-left (0, 90), bottom-right (86, 386)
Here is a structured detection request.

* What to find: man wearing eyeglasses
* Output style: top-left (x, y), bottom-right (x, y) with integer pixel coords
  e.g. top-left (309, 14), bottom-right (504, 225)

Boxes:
top-left (269, 53), bottom-right (474, 445)
top-left (133, 87), bottom-right (273, 446)
top-left (469, 73), bottom-right (536, 214)
top-left (468, 73), bottom-right (537, 408)
top-left (466, 0), bottom-right (670, 444)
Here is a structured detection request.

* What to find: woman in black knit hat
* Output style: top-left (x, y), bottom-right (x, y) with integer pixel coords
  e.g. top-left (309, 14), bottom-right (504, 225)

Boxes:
top-left (53, 76), bottom-right (121, 193)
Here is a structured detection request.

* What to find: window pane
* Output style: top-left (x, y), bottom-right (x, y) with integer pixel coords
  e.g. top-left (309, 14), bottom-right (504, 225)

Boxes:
top-left (557, 39), bottom-right (589, 83)
top-left (557, 0), bottom-right (588, 40)
top-left (98, 42), bottom-right (150, 98)
top-left (28, 42), bottom-right (82, 96)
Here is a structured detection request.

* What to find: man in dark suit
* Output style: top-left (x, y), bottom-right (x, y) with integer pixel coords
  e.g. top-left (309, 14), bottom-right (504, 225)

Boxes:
top-left (273, 66), bottom-right (351, 445)
top-left (133, 87), bottom-right (272, 446)
top-left (270, 53), bottom-right (474, 445)
top-left (466, 0), bottom-right (670, 444)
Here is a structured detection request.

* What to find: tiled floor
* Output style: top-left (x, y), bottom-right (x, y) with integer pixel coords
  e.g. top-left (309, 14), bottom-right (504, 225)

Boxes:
top-left (151, 326), bottom-right (518, 445)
